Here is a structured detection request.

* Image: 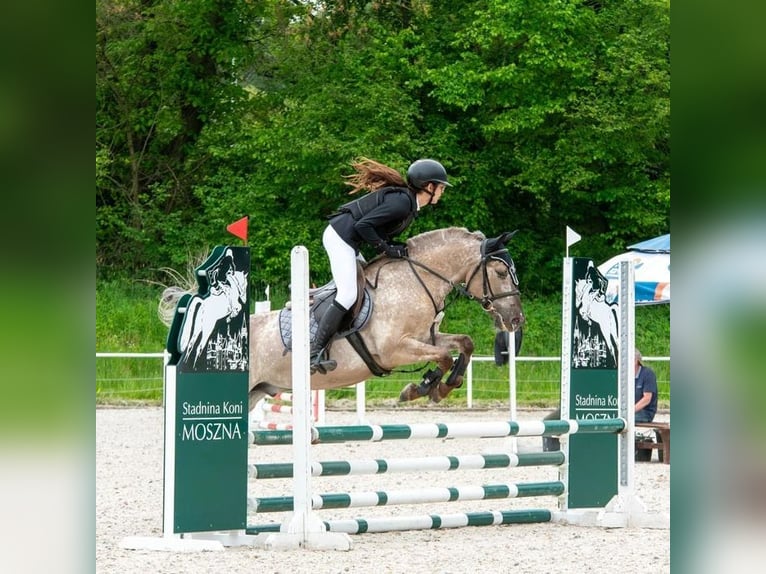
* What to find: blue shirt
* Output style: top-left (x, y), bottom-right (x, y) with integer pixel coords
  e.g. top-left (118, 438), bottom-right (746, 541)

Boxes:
top-left (635, 365), bottom-right (658, 421)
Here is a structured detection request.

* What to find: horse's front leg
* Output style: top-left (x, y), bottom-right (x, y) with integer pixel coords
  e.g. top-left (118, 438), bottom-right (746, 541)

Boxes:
top-left (428, 333), bottom-right (474, 403)
top-left (395, 334), bottom-right (474, 404)
top-left (394, 338), bottom-right (455, 403)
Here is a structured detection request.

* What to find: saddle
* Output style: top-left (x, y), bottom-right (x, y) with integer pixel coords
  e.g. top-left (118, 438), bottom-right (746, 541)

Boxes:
top-left (278, 263), bottom-right (373, 353)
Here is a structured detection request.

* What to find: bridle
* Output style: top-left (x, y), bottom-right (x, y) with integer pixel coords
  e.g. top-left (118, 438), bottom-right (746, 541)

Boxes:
top-left (463, 245), bottom-right (521, 310)
top-left (395, 240), bottom-right (521, 316)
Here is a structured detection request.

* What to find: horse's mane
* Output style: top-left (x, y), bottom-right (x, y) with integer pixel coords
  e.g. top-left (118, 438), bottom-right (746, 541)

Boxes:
top-left (406, 227), bottom-right (485, 254)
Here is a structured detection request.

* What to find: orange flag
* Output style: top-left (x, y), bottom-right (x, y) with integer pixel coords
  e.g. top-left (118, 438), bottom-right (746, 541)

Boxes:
top-left (226, 216), bottom-right (248, 242)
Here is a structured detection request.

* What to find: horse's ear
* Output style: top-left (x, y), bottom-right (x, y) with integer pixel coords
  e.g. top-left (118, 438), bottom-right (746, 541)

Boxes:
top-left (483, 230), bottom-right (519, 255)
top-left (499, 230), bottom-right (518, 245)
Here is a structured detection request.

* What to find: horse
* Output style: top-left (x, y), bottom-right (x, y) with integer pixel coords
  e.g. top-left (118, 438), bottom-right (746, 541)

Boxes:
top-left (161, 227), bottom-right (525, 407)
top-left (573, 262), bottom-right (619, 368)
top-left (178, 262), bottom-right (249, 369)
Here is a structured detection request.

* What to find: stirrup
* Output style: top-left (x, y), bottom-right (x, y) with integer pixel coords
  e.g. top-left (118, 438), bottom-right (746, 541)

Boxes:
top-left (310, 349), bottom-right (337, 375)
top-left (310, 358), bottom-right (337, 375)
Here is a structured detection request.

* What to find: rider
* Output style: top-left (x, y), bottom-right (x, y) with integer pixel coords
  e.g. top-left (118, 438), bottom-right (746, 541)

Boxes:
top-left (310, 157), bottom-right (451, 374)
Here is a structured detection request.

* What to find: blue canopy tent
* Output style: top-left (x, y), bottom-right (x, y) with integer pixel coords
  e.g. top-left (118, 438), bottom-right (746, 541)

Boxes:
top-left (627, 234), bottom-right (670, 253)
top-left (597, 234), bottom-right (670, 305)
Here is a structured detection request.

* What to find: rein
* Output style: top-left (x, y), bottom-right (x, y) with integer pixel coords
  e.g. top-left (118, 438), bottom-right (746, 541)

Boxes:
top-left (367, 258), bottom-right (455, 315)
top-left (404, 259), bottom-right (467, 316)
top-left (404, 248), bottom-right (521, 314)
top-left (363, 245), bottom-right (520, 371)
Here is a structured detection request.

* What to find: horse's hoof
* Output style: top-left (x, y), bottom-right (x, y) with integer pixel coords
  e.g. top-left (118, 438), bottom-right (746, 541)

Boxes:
top-left (323, 359), bottom-right (337, 372)
top-left (310, 363), bottom-right (326, 375)
top-left (398, 383), bottom-right (421, 402)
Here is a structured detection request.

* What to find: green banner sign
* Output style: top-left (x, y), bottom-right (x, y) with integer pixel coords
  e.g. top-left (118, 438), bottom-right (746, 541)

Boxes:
top-left (564, 257), bottom-right (619, 509)
top-left (164, 246), bottom-right (250, 533)
top-left (173, 372), bottom-right (248, 532)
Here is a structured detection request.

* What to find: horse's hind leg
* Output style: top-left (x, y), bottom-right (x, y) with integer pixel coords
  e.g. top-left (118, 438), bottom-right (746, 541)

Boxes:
top-left (248, 383), bottom-right (278, 412)
top-left (248, 382), bottom-right (283, 412)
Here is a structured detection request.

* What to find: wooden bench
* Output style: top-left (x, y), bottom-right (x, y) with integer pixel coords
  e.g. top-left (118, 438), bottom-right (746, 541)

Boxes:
top-left (635, 421), bottom-right (670, 464)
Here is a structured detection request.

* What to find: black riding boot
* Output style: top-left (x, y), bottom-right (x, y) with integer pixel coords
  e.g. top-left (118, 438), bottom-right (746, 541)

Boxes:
top-left (310, 300), bottom-right (347, 374)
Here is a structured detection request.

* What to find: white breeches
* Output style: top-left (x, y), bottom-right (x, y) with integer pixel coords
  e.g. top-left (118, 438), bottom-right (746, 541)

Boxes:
top-left (322, 225), bottom-right (358, 310)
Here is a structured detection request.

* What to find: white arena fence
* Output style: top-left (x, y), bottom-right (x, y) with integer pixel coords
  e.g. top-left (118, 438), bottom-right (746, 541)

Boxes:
top-left (95, 352), bottom-right (669, 406)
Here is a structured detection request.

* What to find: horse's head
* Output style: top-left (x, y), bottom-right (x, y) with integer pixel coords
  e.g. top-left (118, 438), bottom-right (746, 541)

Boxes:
top-left (574, 262), bottom-right (608, 322)
top-left (465, 231), bottom-right (525, 332)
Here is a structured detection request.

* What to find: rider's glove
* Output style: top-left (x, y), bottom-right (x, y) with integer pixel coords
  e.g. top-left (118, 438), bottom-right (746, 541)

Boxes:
top-left (383, 243), bottom-right (408, 259)
top-left (372, 240), bottom-right (407, 259)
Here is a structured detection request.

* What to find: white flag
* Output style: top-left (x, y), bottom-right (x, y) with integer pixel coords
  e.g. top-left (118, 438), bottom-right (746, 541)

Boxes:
top-left (264, 284), bottom-right (270, 300)
top-left (566, 226), bottom-right (582, 248)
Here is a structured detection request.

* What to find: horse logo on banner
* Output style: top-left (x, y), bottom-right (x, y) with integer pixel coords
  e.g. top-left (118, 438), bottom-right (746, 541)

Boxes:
top-left (173, 246), bottom-right (250, 372)
top-left (572, 260), bottom-right (618, 369)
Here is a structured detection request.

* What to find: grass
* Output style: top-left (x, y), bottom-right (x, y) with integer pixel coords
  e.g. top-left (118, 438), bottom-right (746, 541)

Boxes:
top-left (96, 279), bottom-right (670, 409)
top-left (96, 280), bottom-right (167, 403)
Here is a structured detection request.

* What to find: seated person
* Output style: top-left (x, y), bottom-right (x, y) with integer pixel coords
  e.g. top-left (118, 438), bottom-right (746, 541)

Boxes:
top-left (634, 348), bottom-right (658, 423)
top-left (542, 348), bottom-right (659, 451)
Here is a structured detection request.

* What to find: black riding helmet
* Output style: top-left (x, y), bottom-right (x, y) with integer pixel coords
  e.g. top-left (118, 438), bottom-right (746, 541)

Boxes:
top-left (406, 159), bottom-right (452, 190)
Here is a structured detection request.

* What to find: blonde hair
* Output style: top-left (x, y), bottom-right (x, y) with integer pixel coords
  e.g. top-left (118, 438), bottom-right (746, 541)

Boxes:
top-left (344, 157), bottom-right (407, 194)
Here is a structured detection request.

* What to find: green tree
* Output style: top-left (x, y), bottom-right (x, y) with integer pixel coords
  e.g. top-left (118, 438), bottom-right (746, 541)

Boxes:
top-left (96, 0), bottom-right (267, 275)
top-left (424, 0), bottom-right (670, 292)
top-left (96, 0), bottom-right (669, 298)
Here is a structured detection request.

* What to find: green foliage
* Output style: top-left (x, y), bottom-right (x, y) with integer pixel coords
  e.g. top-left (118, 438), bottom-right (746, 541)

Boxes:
top-left (635, 303), bottom-right (671, 357)
top-left (96, 0), bottom-right (268, 278)
top-left (97, 0), bottom-right (670, 295)
top-left (425, 0), bottom-right (670, 290)
top-left (96, 280), bottom-right (169, 351)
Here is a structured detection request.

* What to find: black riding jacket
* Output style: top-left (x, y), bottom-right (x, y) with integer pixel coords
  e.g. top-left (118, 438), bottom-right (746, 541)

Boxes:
top-left (327, 186), bottom-right (418, 252)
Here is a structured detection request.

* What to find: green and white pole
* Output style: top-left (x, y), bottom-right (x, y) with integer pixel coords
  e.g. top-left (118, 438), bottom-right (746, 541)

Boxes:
top-left (248, 509), bottom-right (553, 535)
top-left (249, 481), bottom-right (566, 513)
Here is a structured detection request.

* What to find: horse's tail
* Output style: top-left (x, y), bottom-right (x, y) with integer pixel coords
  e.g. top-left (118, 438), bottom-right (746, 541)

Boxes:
top-left (158, 285), bottom-right (190, 326)
top-left (156, 266), bottom-right (197, 327)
